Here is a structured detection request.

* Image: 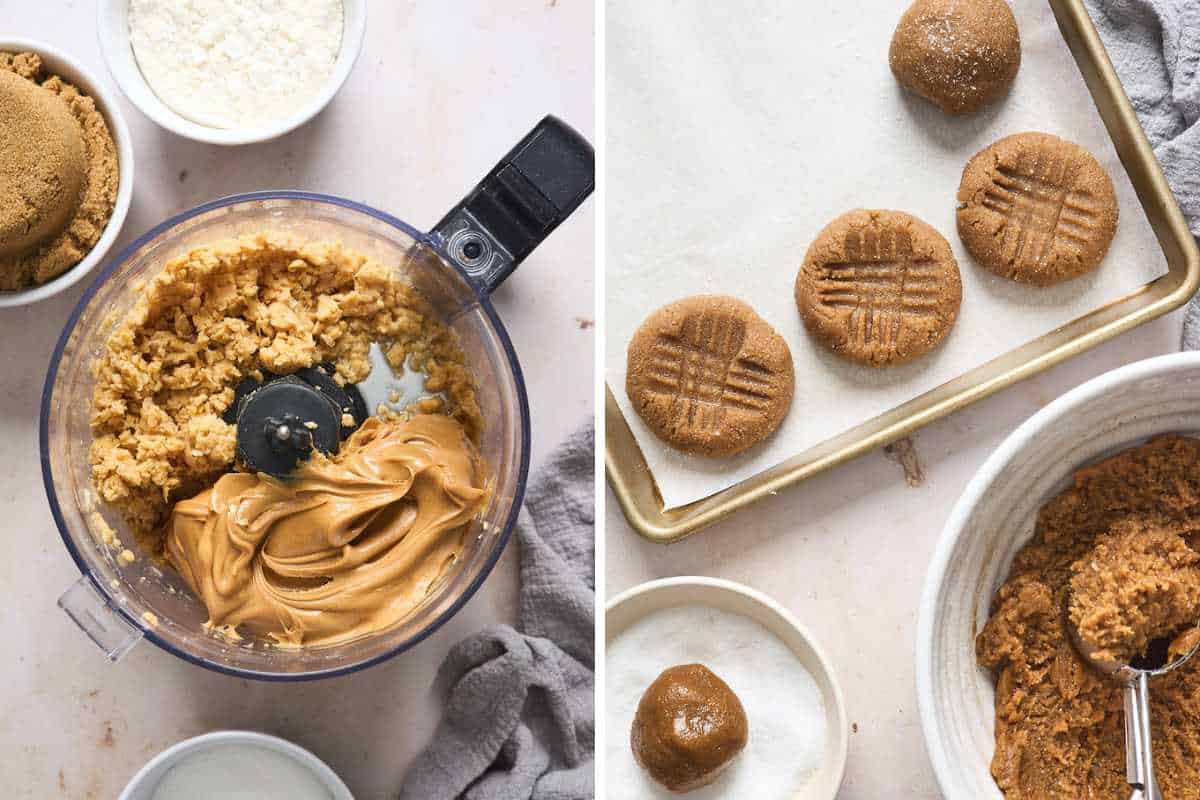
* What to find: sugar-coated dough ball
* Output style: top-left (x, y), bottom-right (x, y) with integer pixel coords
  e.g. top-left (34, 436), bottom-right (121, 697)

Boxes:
top-left (889, 0), bottom-right (1021, 115)
top-left (631, 664), bottom-right (749, 792)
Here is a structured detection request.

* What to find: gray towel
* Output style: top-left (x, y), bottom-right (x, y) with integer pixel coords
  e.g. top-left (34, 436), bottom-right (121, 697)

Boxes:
top-left (1085, 0), bottom-right (1200, 346)
top-left (399, 422), bottom-right (595, 800)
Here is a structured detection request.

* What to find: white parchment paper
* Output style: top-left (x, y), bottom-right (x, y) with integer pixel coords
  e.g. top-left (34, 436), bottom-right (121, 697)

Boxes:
top-left (606, 0), bottom-right (1168, 510)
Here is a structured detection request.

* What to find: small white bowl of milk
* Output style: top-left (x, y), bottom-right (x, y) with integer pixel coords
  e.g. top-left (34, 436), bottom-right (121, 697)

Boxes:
top-left (120, 730), bottom-right (353, 800)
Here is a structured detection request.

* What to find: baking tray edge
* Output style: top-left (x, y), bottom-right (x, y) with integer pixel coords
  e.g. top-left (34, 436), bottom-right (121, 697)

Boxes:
top-left (606, 0), bottom-right (1200, 544)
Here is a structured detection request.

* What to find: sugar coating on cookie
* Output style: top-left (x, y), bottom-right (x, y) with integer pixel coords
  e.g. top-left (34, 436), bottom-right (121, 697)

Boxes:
top-left (957, 131), bottom-right (1118, 285)
top-left (626, 295), bottom-right (794, 458)
top-left (796, 210), bottom-right (962, 368)
top-left (889, 0), bottom-right (1021, 115)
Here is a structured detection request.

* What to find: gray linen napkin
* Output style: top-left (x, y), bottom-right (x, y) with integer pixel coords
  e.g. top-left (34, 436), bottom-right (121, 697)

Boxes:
top-left (1084, 0), bottom-right (1200, 346)
top-left (399, 422), bottom-right (595, 800)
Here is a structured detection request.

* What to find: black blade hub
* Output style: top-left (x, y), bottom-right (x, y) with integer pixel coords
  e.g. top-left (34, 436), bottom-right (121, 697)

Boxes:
top-left (226, 364), bottom-right (368, 478)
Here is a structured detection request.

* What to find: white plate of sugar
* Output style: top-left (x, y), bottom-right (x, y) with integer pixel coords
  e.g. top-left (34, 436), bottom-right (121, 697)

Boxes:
top-left (607, 577), bottom-right (848, 800)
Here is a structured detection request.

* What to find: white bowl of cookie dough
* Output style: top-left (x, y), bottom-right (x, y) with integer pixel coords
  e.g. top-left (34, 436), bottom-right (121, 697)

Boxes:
top-left (0, 37), bottom-right (134, 309)
top-left (606, 576), bottom-right (848, 799)
top-left (917, 350), bottom-right (1200, 798)
top-left (119, 730), bottom-right (353, 799)
top-left (96, 0), bottom-right (366, 145)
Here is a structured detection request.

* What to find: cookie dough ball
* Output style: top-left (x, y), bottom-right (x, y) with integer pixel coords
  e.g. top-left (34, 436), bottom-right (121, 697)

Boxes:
top-left (631, 664), bottom-right (749, 793)
top-left (1068, 516), bottom-right (1200, 667)
top-left (889, 0), bottom-right (1021, 115)
top-left (957, 132), bottom-right (1118, 285)
top-left (796, 210), bottom-right (961, 367)
top-left (626, 295), bottom-right (794, 458)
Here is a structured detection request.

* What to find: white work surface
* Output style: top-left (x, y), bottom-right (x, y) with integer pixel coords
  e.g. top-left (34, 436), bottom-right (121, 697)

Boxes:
top-left (0, 2), bottom-right (593, 797)
top-left (607, 307), bottom-right (1190, 798)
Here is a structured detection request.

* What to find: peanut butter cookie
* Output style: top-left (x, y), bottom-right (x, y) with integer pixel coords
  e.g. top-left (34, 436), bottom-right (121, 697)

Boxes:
top-left (889, 0), bottom-right (1021, 115)
top-left (957, 131), bottom-right (1118, 285)
top-left (626, 295), bottom-right (794, 457)
top-left (796, 210), bottom-right (962, 367)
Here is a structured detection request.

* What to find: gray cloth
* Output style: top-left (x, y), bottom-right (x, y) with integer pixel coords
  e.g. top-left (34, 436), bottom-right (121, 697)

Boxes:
top-left (1084, 0), bottom-right (1200, 346)
top-left (399, 422), bottom-right (595, 800)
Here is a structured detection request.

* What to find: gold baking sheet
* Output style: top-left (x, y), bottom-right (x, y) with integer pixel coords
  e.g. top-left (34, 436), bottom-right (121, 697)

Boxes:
top-left (606, 0), bottom-right (1200, 543)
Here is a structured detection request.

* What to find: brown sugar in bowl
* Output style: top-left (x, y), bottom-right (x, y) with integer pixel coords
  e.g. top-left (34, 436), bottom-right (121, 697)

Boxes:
top-left (0, 38), bottom-right (133, 308)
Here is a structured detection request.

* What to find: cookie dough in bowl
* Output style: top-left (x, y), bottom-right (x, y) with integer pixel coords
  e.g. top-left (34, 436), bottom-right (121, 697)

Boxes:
top-left (918, 351), bottom-right (1200, 799)
top-left (42, 193), bottom-right (532, 679)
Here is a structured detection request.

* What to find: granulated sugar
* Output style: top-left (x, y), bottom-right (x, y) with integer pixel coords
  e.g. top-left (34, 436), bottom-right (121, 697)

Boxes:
top-left (607, 605), bottom-right (826, 798)
top-left (129, 0), bottom-right (343, 129)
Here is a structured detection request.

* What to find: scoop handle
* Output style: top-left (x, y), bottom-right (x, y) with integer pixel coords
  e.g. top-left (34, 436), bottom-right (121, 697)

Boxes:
top-left (433, 116), bottom-right (594, 294)
top-left (1125, 672), bottom-right (1161, 800)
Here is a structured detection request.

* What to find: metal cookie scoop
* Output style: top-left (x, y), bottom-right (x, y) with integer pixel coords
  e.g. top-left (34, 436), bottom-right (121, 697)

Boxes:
top-left (1066, 595), bottom-right (1200, 800)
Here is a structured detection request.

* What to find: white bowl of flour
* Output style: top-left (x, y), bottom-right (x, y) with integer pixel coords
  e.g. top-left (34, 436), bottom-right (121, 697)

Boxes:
top-left (98, 0), bottom-right (366, 145)
top-left (607, 577), bottom-right (848, 799)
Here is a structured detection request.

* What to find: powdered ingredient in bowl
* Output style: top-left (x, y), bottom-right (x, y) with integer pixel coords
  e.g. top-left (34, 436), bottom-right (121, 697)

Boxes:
top-left (128, 0), bottom-right (344, 130)
top-left (978, 435), bottom-right (1200, 798)
top-left (0, 51), bottom-right (118, 291)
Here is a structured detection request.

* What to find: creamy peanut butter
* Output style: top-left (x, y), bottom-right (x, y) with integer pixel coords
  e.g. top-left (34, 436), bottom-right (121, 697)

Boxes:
top-left (166, 414), bottom-right (489, 647)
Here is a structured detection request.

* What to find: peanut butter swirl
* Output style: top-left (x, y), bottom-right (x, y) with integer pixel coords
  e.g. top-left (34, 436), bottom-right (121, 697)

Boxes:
top-left (166, 414), bottom-right (489, 647)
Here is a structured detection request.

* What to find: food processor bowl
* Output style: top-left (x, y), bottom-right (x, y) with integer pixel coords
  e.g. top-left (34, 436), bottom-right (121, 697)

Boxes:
top-left (41, 119), bottom-right (594, 680)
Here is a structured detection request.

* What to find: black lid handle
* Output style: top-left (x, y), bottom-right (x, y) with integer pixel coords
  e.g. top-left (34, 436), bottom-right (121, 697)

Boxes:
top-left (434, 116), bottom-right (594, 294)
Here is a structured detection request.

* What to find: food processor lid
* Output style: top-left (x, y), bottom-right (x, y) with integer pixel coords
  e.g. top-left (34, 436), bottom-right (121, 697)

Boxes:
top-left (433, 115), bottom-right (595, 293)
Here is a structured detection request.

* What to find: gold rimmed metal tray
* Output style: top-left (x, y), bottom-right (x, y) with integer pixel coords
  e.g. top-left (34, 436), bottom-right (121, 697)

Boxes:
top-left (607, 0), bottom-right (1200, 544)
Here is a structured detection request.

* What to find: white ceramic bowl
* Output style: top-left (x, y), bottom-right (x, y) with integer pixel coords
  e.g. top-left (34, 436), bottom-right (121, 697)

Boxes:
top-left (0, 38), bottom-right (133, 309)
top-left (119, 730), bottom-right (353, 799)
top-left (917, 350), bottom-right (1200, 798)
top-left (97, 0), bottom-right (366, 145)
top-left (607, 576), bottom-right (849, 799)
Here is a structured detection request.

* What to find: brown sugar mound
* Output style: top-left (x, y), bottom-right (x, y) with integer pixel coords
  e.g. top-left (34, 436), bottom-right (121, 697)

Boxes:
top-left (978, 435), bottom-right (1200, 799)
top-left (958, 131), bottom-right (1118, 285)
top-left (626, 295), bottom-right (794, 458)
top-left (1069, 517), bottom-right (1200, 666)
top-left (0, 51), bottom-right (118, 291)
top-left (796, 209), bottom-right (961, 368)
top-left (889, 0), bottom-right (1021, 115)
top-left (89, 234), bottom-right (482, 552)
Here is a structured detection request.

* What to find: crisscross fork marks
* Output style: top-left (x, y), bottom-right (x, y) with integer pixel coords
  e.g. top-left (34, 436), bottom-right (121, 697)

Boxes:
top-left (814, 226), bottom-right (944, 359)
top-left (643, 313), bottom-right (776, 433)
top-left (981, 149), bottom-right (1101, 269)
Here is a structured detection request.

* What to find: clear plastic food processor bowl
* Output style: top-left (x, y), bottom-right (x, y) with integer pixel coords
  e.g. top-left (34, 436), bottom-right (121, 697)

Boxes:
top-left (41, 193), bottom-right (531, 680)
